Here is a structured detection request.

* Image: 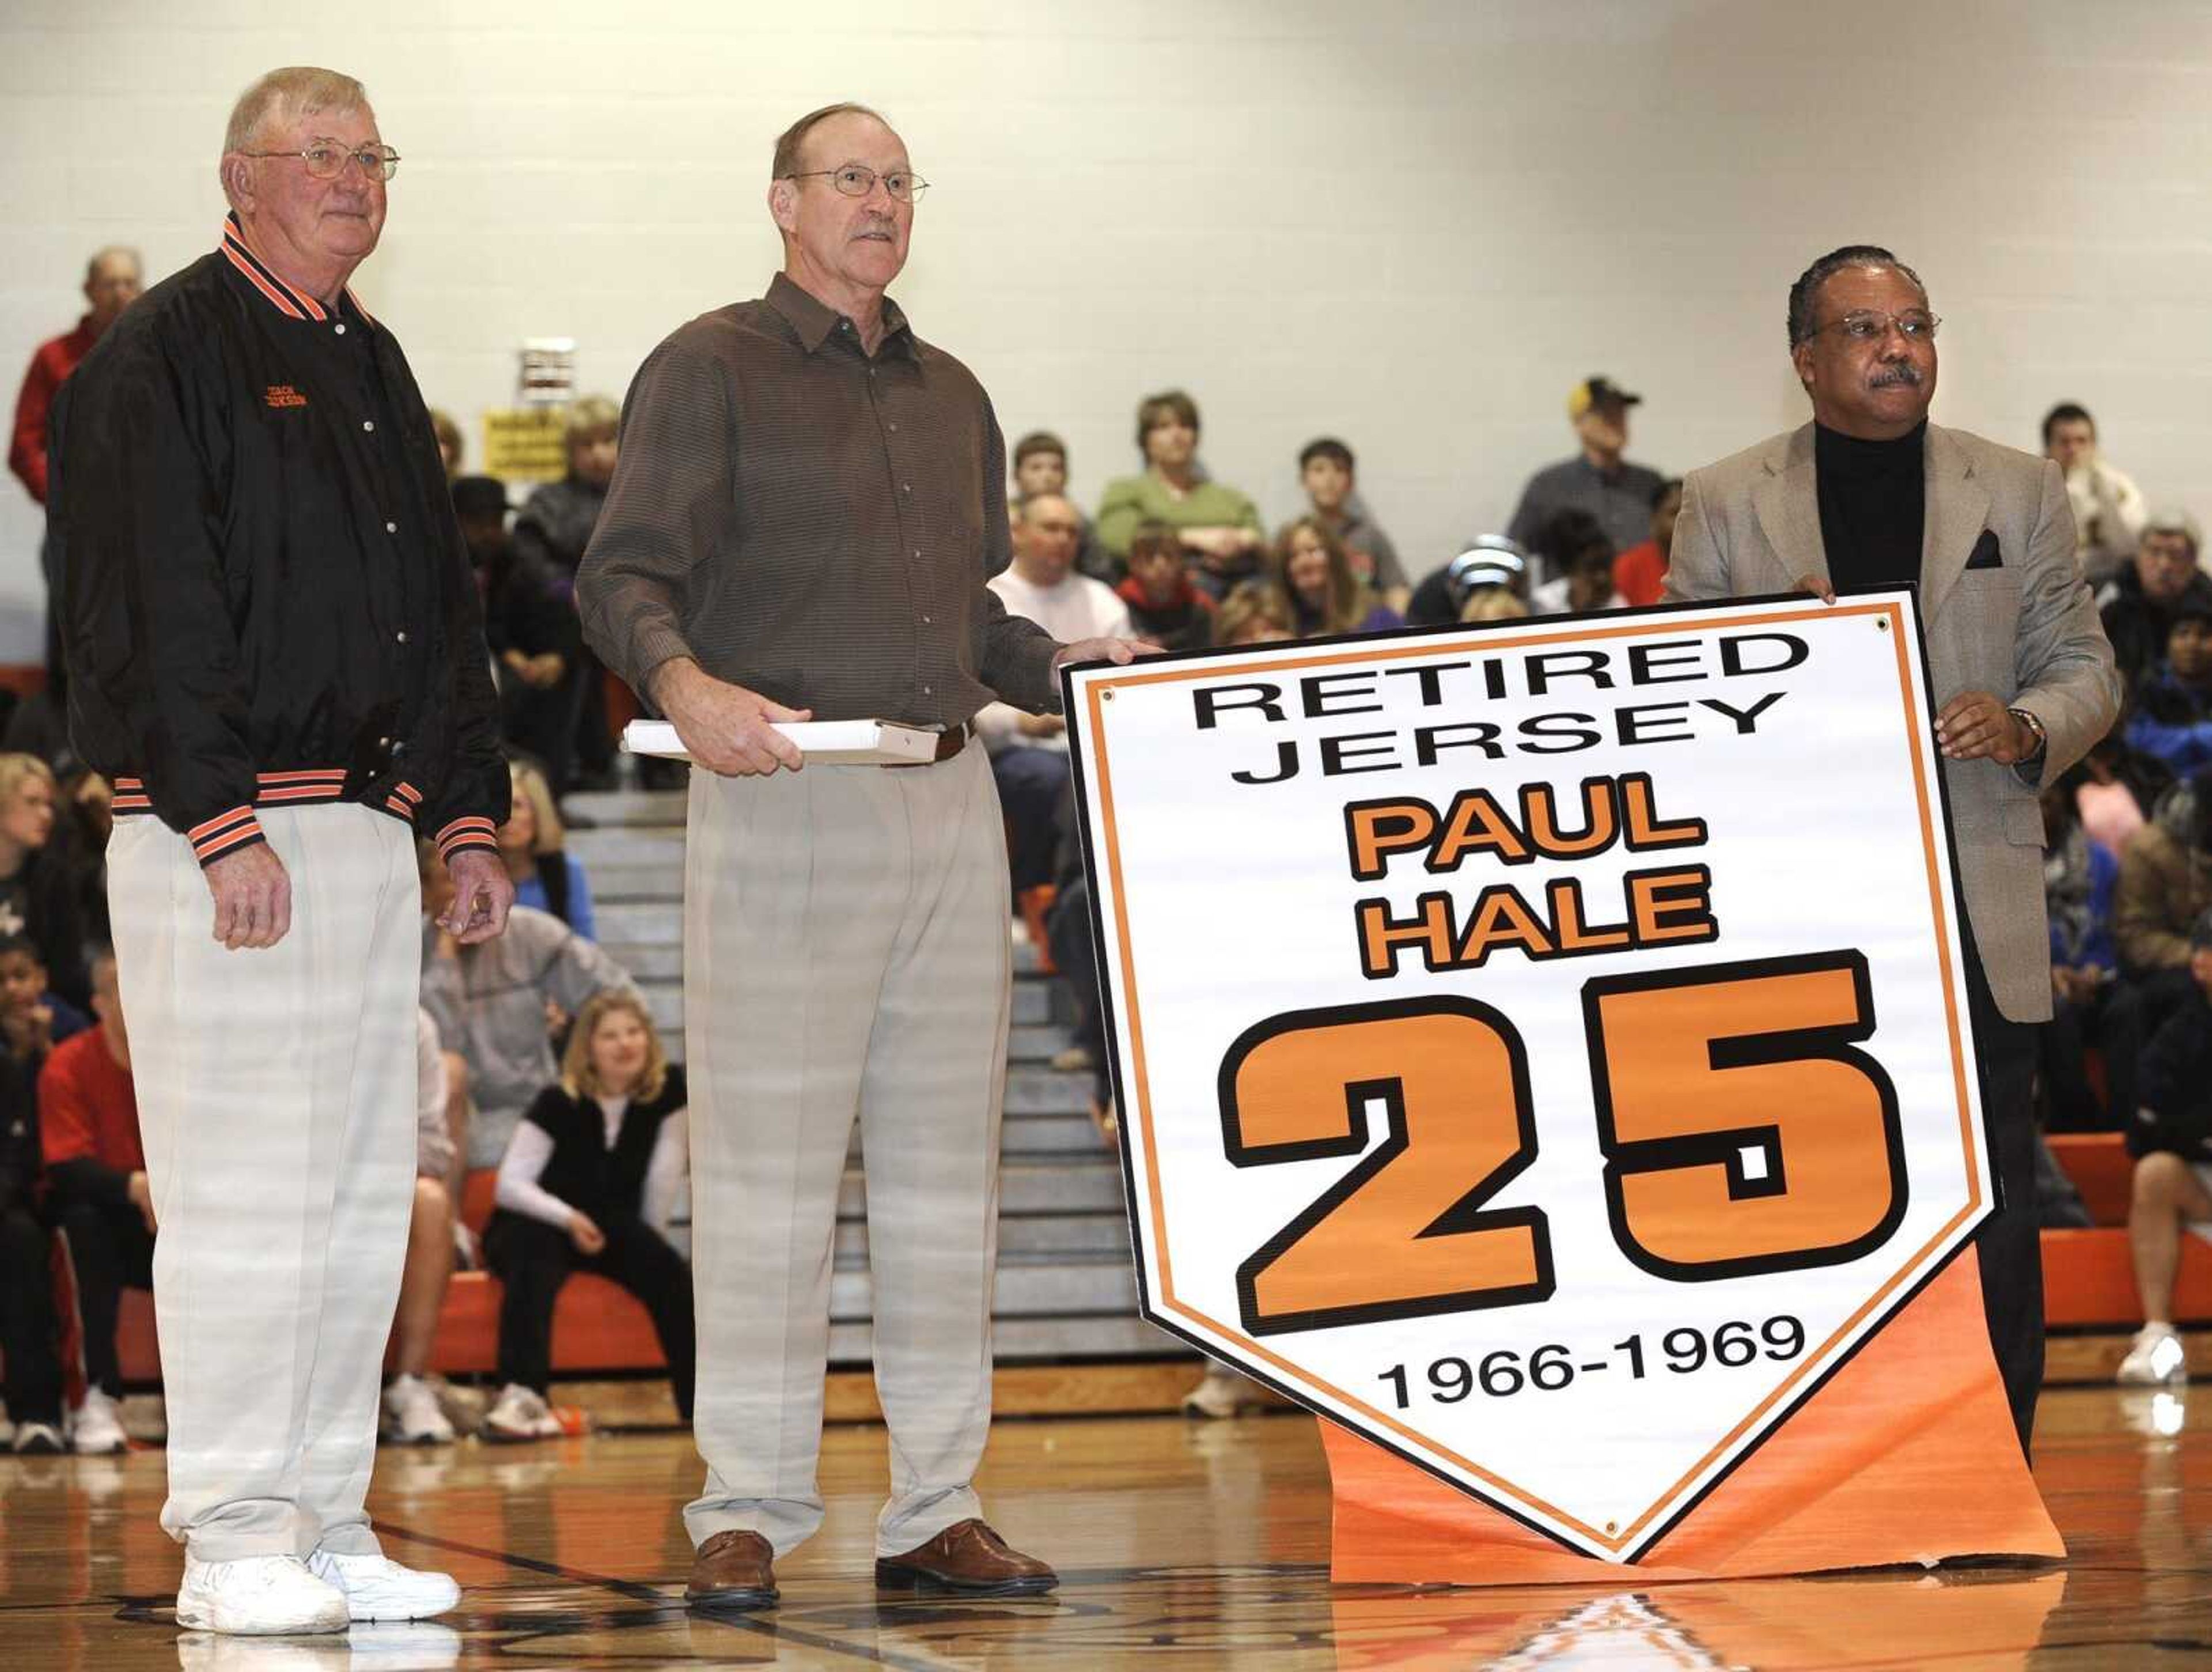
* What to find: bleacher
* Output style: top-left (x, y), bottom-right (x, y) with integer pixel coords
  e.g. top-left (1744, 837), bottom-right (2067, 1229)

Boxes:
top-left (100, 787), bottom-right (2211, 1402)
top-left (113, 781), bottom-right (1173, 1396)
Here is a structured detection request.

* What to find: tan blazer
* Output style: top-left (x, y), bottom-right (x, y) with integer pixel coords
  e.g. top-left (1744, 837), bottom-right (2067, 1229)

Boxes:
top-left (1665, 421), bottom-right (2121, 1022)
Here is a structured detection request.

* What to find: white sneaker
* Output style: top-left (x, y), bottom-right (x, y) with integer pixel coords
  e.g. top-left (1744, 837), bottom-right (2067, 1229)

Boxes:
top-left (2119, 1322), bottom-right (2190, 1385)
top-left (305, 1550), bottom-right (460, 1622)
top-left (481, 1383), bottom-right (560, 1443)
top-left (381, 1375), bottom-right (456, 1446)
top-left (12, 1419), bottom-right (66, 1454)
top-left (72, 1387), bottom-right (129, 1454)
top-left (176, 1554), bottom-right (350, 1635)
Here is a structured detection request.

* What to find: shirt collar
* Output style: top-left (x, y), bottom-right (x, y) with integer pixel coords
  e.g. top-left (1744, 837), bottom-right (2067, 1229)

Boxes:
top-left (766, 271), bottom-right (914, 358)
top-left (218, 212), bottom-right (376, 328)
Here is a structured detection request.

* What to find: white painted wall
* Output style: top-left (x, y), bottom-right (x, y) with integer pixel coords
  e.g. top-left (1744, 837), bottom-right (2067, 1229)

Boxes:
top-left (4, 0), bottom-right (2209, 661)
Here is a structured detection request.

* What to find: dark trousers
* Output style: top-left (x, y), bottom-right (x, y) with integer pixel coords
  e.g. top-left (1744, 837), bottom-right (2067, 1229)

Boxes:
top-left (2037, 979), bottom-right (2132, 1132)
top-left (1967, 958), bottom-right (2042, 1459)
top-left (1, 1205), bottom-right (62, 1424)
top-left (1046, 877), bottom-right (1111, 1106)
top-left (54, 1197), bottom-right (154, 1397)
top-left (485, 1211), bottom-right (695, 1418)
top-left (990, 746), bottom-right (1071, 894)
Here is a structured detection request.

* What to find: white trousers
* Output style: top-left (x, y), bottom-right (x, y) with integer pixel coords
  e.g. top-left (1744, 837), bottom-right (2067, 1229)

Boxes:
top-left (683, 744), bottom-right (1012, 1559)
top-left (109, 804), bottom-right (419, 1560)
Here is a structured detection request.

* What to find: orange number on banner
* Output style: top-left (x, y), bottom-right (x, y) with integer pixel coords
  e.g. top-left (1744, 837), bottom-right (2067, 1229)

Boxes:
top-left (1582, 952), bottom-right (1907, 1280)
top-left (1221, 999), bottom-right (1554, 1336)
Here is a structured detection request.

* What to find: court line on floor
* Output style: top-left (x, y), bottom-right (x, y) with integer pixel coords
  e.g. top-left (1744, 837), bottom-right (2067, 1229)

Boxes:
top-left (370, 1519), bottom-right (944, 1669)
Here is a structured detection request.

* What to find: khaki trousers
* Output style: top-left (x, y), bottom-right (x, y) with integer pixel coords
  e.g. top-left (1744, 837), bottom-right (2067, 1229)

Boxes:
top-left (682, 743), bottom-right (1011, 1558)
top-left (108, 804), bottom-right (419, 1560)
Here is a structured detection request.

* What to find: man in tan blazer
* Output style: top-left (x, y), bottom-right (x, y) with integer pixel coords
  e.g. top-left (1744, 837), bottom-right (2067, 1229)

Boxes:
top-left (1666, 244), bottom-right (2120, 1454)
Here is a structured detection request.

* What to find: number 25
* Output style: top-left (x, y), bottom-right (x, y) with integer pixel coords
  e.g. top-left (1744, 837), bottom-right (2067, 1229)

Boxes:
top-left (1219, 952), bottom-right (1905, 1336)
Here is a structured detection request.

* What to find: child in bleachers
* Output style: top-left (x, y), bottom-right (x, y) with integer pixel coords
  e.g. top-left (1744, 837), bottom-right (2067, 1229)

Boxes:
top-left (1115, 521), bottom-right (1215, 652)
top-left (2117, 909), bottom-right (2212, 1385)
top-left (480, 991), bottom-right (693, 1440)
top-left (39, 950), bottom-right (149, 1453)
top-left (2039, 777), bottom-right (2125, 1131)
top-left (0, 935), bottom-right (64, 1452)
top-left (0, 933), bottom-right (88, 1051)
top-left (2124, 599), bottom-right (2212, 776)
top-left (499, 758), bottom-right (597, 940)
top-left (0, 754), bottom-right (89, 1011)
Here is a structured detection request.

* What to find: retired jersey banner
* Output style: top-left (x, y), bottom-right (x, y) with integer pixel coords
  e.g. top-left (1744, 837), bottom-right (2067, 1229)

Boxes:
top-left (1065, 590), bottom-right (2054, 1573)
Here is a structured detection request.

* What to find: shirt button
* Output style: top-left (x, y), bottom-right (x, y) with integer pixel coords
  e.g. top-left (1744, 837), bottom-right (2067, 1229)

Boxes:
top-left (921, 614), bottom-right (931, 625)
top-left (914, 549), bottom-right (922, 558)
top-left (334, 323), bottom-right (347, 336)
top-left (362, 420), bottom-right (375, 433)
top-left (396, 631), bottom-right (409, 644)
top-left (902, 483), bottom-right (911, 494)
top-left (922, 685), bottom-right (932, 696)
top-left (377, 736), bottom-right (392, 748)
top-left (385, 520), bottom-right (397, 534)
top-left (888, 422), bottom-right (898, 432)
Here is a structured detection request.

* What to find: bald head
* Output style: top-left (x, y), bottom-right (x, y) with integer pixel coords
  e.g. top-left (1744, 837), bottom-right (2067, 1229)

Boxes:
top-left (83, 247), bottom-right (141, 334)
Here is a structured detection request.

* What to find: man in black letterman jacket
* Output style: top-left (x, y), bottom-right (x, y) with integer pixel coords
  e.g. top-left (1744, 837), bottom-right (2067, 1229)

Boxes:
top-left (48, 66), bottom-right (513, 1638)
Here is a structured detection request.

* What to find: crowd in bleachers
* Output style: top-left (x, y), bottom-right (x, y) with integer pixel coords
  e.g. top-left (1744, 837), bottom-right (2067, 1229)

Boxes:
top-left (5, 240), bottom-right (2212, 1448)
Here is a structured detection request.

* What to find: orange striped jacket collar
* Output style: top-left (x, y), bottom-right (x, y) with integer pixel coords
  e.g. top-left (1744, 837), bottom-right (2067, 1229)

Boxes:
top-left (219, 212), bottom-right (376, 327)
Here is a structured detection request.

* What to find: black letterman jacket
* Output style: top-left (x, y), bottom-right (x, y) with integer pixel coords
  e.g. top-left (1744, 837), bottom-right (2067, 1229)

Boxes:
top-left (51, 215), bottom-right (507, 867)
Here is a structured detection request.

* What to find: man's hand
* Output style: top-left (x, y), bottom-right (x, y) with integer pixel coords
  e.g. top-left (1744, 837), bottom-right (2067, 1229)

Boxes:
top-left (127, 1169), bottom-right (157, 1235)
top-left (440, 849), bottom-right (515, 945)
top-left (206, 843), bottom-right (293, 950)
top-left (2190, 946), bottom-right (2212, 997)
top-left (1053, 638), bottom-right (1147, 672)
top-left (1793, 573), bottom-right (1838, 605)
top-left (653, 657), bottom-right (810, 777)
top-left (568, 1209), bottom-right (606, 1257)
top-left (1936, 691), bottom-right (2037, 764)
top-left (523, 652), bottom-right (566, 689)
top-left (1016, 712), bottom-right (1067, 739)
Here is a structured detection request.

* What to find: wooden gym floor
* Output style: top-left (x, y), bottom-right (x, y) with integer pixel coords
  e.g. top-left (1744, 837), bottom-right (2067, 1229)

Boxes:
top-left (2, 1381), bottom-right (2210, 1669)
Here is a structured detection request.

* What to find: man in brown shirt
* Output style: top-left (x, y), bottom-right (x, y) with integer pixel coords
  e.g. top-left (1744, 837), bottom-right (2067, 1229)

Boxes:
top-left (577, 102), bottom-right (1132, 1613)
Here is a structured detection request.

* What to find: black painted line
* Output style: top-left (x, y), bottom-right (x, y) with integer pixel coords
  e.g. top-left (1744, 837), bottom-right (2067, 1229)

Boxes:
top-left (370, 1519), bottom-right (944, 1670)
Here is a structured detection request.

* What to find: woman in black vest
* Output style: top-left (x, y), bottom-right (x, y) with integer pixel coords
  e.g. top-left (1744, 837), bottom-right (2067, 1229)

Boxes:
top-left (482, 990), bottom-right (693, 1440)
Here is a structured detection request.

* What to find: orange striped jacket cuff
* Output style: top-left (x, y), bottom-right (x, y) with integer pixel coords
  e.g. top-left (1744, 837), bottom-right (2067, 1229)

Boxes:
top-left (435, 815), bottom-right (500, 863)
top-left (188, 805), bottom-right (267, 868)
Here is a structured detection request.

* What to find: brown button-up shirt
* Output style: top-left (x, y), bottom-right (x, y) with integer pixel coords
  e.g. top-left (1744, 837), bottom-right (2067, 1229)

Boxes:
top-left (575, 272), bottom-right (1059, 727)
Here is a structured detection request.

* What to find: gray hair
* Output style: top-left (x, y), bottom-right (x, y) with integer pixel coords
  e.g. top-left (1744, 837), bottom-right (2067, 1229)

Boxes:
top-left (2143, 509), bottom-right (2203, 561)
top-left (224, 66), bottom-right (370, 156)
top-left (1786, 244), bottom-right (1929, 348)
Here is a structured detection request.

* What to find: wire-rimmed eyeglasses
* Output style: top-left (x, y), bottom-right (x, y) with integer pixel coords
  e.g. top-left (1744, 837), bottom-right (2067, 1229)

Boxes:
top-left (239, 140), bottom-right (402, 182)
top-left (782, 164), bottom-right (929, 203)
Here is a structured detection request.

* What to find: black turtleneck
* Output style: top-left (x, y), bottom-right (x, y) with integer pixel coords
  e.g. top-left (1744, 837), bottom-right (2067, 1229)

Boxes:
top-left (1815, 420), bottom-right (1927, 593)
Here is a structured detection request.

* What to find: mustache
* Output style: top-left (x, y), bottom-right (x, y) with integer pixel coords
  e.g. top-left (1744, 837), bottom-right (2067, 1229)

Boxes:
top-left (1868, 362), bottom-right (1923, 389)
top-left (854, 217), bottom-right (898, 237)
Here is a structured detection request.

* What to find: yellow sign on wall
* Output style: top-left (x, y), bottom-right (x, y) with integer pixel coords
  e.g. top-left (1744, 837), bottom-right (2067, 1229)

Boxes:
top-left (481, 408), bottom-right (568, 483)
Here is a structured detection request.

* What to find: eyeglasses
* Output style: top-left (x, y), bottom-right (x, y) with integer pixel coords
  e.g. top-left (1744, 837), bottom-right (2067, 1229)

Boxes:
top-left (1805, 309), bottom-right (1940, 345)
top-left (240, 140), bottom-right (402, 182)
top-left (782, 164), bottom-right (929, 203)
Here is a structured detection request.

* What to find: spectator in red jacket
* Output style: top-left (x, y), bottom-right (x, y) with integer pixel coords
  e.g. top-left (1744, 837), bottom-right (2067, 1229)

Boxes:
top-left (9, 249), bottom-right (142, 507)
top-left (10, 248), bottom-right (141, 700)
top-left (39, 950), bottom-right (147, 1454)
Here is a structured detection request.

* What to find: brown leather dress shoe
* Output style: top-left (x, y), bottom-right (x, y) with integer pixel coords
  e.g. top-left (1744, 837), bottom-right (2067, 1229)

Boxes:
top-left (874, 1519), bottom-right (1058, 1596)
top-left (685, 1529), bottom-right (778, 1613)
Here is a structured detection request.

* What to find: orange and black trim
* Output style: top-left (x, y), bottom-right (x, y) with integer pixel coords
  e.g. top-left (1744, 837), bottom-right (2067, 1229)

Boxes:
top-left (435, 815), bottom-right (499, 863)
top-left (219, 213), bottom-right (374, 325)
top-left (113, 770), bottom-right (447, 868)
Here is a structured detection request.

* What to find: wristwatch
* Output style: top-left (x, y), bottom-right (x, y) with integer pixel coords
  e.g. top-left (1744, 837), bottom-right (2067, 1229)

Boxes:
top-left (2007, 706), bottom-right (2048, 762)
